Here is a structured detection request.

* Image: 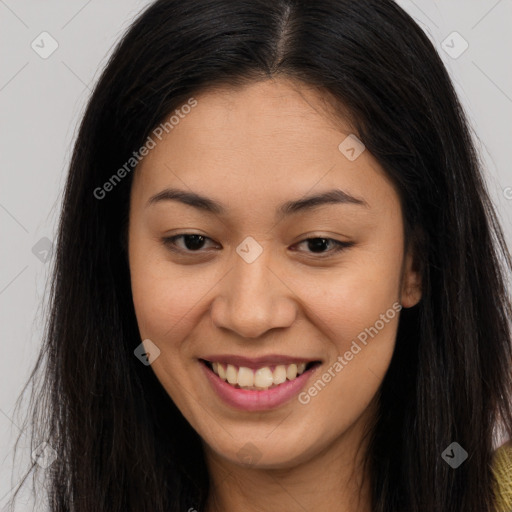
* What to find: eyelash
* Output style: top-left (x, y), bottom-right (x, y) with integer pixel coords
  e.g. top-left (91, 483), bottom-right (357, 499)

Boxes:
top-left (161, 234), bottom-right (353, 258)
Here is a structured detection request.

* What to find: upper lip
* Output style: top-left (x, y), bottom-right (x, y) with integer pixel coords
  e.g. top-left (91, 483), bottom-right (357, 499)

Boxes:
top-left (200, 354), bottom-right (321, 369)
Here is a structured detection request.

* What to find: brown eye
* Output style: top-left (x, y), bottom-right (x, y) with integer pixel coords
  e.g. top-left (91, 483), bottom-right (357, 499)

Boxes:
top-left (162, 234), bottom-right (216, 253)
top-left (292, 238), bottom-right (353, 256)
top-left (161, 234), bottom-right (353, 258)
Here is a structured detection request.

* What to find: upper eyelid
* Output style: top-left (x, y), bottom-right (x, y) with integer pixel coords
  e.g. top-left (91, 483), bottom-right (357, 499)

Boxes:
top-left (165, 234), bottom-right (343, 244)
top-left (163, 234), bottom-right (351, 253)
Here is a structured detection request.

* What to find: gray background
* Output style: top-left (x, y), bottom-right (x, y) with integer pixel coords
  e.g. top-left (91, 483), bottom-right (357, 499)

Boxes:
top-left (1, 0), bottom-right (511, 509)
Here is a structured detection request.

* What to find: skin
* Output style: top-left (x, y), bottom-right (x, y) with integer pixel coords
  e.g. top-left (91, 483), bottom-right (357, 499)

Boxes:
top-left (128, 76), bottom-right (422, 512)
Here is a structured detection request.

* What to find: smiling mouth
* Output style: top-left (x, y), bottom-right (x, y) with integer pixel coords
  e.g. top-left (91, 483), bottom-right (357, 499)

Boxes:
top-left (200, 359), bottom-right (321, 391)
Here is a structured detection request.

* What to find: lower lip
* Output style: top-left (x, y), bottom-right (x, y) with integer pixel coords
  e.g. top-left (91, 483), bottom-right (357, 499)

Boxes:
top-left (199, 360), bottom-right (320, 411)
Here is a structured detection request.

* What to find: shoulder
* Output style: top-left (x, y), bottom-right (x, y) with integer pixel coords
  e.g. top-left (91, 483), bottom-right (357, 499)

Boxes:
top-left (492, 440), bottom-right (512, 512)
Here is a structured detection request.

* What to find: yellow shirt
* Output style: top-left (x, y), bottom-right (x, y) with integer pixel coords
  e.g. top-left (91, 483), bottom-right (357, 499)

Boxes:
top-left (493, 441), bottom-right (512, 512)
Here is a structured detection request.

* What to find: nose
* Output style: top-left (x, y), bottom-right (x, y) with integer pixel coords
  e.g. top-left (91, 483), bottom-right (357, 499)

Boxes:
top-left (210, 249), bottom-right (297, 339)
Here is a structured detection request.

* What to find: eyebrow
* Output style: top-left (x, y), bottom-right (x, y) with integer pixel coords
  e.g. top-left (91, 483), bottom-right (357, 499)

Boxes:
top-left (146, 187), bottom-right (369, 216)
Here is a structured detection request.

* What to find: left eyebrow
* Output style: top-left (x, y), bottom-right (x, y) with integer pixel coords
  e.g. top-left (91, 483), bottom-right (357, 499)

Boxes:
top-left (146, 187), bottom-right (370, 217)
top-left (278, 188), bottom-right (370, 216)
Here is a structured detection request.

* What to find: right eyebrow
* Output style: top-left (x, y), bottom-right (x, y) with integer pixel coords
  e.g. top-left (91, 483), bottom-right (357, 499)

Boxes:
top-left (146, 187), bottom-right (370, 218)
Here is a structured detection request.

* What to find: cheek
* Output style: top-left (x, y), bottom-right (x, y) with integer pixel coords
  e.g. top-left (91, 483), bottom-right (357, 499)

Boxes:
top-left (291, 243), bottom-right (402, 410)
top-left (128, 243), bottom-right (209, 411)
top-left (294, 247), bottom-right (402, 415)
top-left (129, 234), bottom-right (205, 344)
top-left (296, 248), bottom-right (403, 347)
top-left (295, 291), bottom-right (399, 441)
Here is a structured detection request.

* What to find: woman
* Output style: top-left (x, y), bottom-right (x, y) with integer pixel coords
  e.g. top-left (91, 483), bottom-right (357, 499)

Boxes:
top-left (7, 0), bottom-right (512, 511)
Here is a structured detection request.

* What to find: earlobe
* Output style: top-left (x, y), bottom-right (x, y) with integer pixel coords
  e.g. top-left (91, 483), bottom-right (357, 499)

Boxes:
top-left (400, 248), bottom-right (423, 309)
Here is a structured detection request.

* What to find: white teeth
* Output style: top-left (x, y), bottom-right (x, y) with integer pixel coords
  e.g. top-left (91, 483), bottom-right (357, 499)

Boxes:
top-left (217, 363), bottom-right (227, 380)
top-left (237, 366), bottom-right (254, 387)
top-left (286, 363), bottom-right (297, 380)
top-left (254, 367), bottom-right (273, 388)
top-left (210, 361), bottom-right (313, 390)
top-left (273, 365), bottom-right (287, 385)
top-left (226, 364), bottom-right (238, 385)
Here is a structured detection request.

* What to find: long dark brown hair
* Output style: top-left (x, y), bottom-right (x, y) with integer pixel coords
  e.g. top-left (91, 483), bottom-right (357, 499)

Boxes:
top-left (6, 0), bottom-right (512, 511)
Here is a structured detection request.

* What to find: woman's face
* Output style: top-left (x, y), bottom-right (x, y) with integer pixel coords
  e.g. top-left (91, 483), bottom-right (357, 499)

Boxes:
top-left (128, 77), bottom-right (421, 469)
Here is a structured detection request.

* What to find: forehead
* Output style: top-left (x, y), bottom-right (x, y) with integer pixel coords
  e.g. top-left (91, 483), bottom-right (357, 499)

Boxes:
top-left (130, 78), bottom-right (400, 220)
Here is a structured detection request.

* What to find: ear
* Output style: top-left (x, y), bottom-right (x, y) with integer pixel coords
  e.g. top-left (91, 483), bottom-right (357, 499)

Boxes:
top-left (400, 244), bottom-right (422, 309)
